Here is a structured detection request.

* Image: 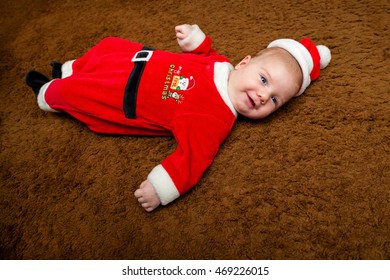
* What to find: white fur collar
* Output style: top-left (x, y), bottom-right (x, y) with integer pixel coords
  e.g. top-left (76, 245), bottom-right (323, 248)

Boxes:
top-left (214, 62), bottom-right (238, 118)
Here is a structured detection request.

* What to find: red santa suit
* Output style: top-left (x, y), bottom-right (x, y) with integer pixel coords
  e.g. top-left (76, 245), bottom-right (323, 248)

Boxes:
top-left (38, 25), bottom-right (237, 205)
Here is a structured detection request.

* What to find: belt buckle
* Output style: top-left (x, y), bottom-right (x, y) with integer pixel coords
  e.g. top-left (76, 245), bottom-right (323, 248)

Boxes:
top-left (131, 50), bottom-right (153, 62)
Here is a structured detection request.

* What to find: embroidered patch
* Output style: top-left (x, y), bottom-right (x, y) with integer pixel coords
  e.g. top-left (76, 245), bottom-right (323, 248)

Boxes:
top-left (161, 64), bottom-right (195, 103)
top-left (170, 75), bottom-right (195, 91)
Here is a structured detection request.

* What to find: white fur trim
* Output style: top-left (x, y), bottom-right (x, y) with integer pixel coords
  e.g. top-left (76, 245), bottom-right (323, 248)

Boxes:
top-left (37, 80), bottom-right (59, 112)
top-left (147, 164), bottom-right (180, 206)
top-left (268, 39), bottom-right (313, 96)
top-left (317, 45), bottom-right (331, 69)
top-left (214, 62), bottom-right (237, 118)
top-left (62, 60), bottom-right (75, 78)
top-left (177, 24), bottom-right (206, 52)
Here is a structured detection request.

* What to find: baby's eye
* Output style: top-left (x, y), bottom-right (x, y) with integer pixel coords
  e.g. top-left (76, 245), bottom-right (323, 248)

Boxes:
top-left (259, 75), bottom-right (267, 85)
top-left (271, 96), bottom-right (278, 104)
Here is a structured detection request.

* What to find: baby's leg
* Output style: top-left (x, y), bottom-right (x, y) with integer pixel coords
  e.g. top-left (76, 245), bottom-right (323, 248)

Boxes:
top-left (134, 180), bottom-right (161, 212)
top-left (36, 80), bottom-right (61, 113)
top-left (25, 70), bottom-right (50, 97)
top-left (25, 70), bottom-right (60, 113)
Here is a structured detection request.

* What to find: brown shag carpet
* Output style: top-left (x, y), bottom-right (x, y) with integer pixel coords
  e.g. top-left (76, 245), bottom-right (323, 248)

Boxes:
top-left (1, 0), bottom-right (389, 259)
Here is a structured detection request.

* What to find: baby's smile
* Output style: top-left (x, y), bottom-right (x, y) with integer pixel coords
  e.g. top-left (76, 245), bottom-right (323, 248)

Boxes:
top-left (246, 93), bottom-right (256, 109)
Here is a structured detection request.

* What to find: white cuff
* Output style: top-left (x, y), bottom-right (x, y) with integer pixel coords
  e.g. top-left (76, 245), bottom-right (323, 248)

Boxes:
top-left (177, 24), bottom-right (206, 52)
top-left (62, 60), bottom-right (75, 78)
top-left (37, 80), bottom-right (59, 112)
top-left (147, 164), bottom-right (180, 206)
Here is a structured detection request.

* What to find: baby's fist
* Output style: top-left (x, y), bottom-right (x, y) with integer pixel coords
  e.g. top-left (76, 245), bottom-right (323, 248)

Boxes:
top-left (175, 24), bottom-right (193, 40)
top-left (134, 180), bottom-right (161, 212)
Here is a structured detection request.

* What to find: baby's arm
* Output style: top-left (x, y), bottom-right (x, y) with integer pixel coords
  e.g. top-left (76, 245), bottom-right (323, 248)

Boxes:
top-left (134, 180), bottom-right (161, 212)
top-left (175, 24), bottom-right (211, 54)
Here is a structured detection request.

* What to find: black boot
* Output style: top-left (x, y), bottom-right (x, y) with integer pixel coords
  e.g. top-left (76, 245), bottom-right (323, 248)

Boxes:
top-left (50, 61), bottom-right (63, 79)
top-left (25, 70), bottom-right (50, 97)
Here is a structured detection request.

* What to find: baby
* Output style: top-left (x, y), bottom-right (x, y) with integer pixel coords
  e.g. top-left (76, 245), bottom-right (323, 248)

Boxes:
top-left (25, 24), bottom-right (331, 212)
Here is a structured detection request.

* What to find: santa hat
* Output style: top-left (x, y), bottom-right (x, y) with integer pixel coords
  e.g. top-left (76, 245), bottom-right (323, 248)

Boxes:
top-left (267, 38), bottom-right (331, 96)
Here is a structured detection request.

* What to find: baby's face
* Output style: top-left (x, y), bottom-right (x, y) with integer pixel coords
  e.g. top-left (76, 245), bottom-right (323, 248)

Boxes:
top-left (228, 48), bottom-right (302, 119)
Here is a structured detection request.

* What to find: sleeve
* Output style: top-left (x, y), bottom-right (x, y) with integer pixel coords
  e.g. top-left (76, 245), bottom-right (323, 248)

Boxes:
top-left (147, 115), bottom-right (232, 205)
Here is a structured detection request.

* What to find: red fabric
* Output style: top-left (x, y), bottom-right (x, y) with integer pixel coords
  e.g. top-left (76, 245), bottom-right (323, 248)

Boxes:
top-left (300, 38), bottom-right (321, 81)
top-left (44, 36), bottom-right (236, 196)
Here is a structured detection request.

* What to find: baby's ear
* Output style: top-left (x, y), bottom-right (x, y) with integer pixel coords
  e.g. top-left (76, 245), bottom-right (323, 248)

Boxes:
top-left (235, 55), bottom-right (251, 69)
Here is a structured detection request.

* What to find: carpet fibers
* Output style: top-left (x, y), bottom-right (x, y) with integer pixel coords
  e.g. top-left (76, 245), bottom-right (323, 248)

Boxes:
top-left (1, 0), bottom-right (389, 259)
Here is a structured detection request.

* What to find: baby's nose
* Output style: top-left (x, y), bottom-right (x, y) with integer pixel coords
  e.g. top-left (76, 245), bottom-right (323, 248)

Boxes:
top-left (257, 91), bottom-right (269, 103)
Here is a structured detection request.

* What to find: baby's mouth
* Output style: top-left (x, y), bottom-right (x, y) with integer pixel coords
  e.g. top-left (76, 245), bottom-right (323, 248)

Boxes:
top-left (247, 93), bottom-right (256, 108)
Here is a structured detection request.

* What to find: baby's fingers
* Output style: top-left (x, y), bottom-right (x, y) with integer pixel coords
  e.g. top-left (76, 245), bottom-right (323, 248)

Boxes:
top-left (175, 24), bottom-right (192, 39)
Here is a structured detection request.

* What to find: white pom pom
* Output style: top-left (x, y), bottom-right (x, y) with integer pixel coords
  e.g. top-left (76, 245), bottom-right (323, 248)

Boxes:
top-left (317, 45), bottom-right (331, 69)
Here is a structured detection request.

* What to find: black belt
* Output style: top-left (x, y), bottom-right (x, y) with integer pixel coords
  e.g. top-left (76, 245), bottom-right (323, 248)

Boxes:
top-left (123, 46), bottom-right (154, 119)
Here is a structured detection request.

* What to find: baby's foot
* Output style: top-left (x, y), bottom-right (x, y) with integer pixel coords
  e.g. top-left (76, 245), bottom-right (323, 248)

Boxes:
top-left (25, 70), bottom-right (50, 97)
top-left (134, 180), bottom-right (161, 212)
top-left (50, 61), bottom-right (63, 79)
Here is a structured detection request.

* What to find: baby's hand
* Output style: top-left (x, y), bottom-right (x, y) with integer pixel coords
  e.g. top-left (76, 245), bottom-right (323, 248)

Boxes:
top-left (134, 180), bottom-right (161, 212)
top-left (175, 24), bottom-right (193, 41)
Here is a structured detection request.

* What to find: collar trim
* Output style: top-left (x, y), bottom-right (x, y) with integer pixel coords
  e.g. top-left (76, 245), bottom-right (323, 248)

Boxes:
top-left (214, 62), bottom-right (237, 118)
